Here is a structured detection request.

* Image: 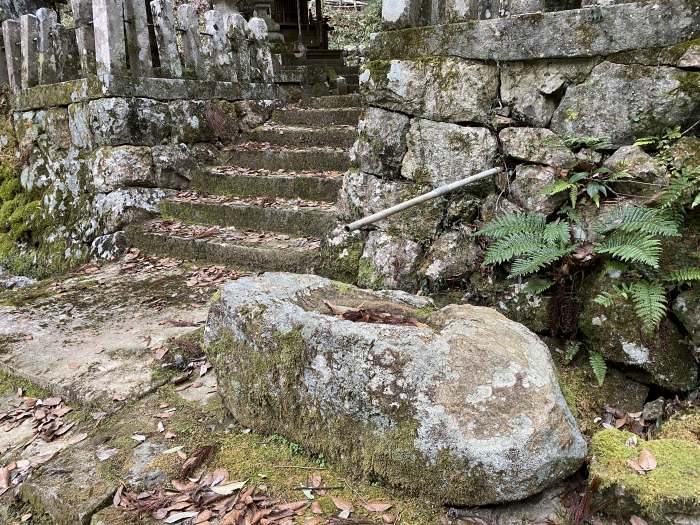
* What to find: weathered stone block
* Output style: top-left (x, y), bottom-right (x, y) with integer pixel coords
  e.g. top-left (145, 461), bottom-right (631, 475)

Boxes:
top-left (151, 143), bottom-right (218, 189)
top-left (205, 273), bottom-right (587, 505)
top-left (91, 146), bottom-right (156, 192)
top-left (381, 0), bottom-right (422, 30)
top-left (340, 170), bottom-right (442, 241)
top-left (418, 228), bottom-right (482, 288)
top-left (500, 127), bottom-right (577, 168)
top-left (603, 145), bottom-right (669, 197)
top-left (551, 62), bottom-right (699, 148)
top-left (358, 231), bottom-right (422, 290)
top-left (68, 102), bottom-right (93, 149)
top-left (500, 59), bottom-right (596, 127)
top-left (93, 187), bottom-right (166, 232)
top-left (351, 107), bottom-right (409, 178)
top-left (170, 100), bottom-right (238, 143)
top-left (88, 97), bottom-right (171, 146)
top-left (361, 58), bottom-right (498, 124)
top-left (401, 119), bottom-right (498, 191)
top-left (673, 287), bottom-right (700, 362)
top-left (44, 108), bottom-right (72, 150)
top-left (668, 136), bottom-right (700, 171)
top-left (233, 99), bottom-right (275, 133)
top-left (580, 272), bottom-right (698, 392)
top-left (509, 164), bottom-right (566, 215)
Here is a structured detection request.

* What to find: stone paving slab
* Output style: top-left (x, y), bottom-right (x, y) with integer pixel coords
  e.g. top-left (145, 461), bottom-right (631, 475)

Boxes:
top-left (0, 258), bottom-right (219, 410)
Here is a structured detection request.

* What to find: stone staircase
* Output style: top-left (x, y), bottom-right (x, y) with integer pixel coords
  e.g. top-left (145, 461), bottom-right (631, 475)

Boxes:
top-left (127, 94), bottom-right (362, 277)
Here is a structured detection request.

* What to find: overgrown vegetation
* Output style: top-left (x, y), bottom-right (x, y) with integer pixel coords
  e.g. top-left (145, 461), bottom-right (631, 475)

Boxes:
top-left (326, 0), bottom-right (381, 50)
top-left (478, 127), bottom-right (699, 383)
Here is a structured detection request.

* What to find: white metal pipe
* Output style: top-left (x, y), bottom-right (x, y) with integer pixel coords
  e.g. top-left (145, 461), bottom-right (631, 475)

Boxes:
top-left (344, 167), bottom-right (502, 232)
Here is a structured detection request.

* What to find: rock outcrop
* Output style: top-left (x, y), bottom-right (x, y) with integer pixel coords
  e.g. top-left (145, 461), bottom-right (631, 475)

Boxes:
top-left (205, 273), bottom-right (587, 506)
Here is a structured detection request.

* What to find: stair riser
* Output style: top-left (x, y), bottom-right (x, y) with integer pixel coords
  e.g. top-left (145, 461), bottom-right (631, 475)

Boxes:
top-left (245, 128), bottom-right (356, 148)
top-left (192, 172), bottom-right (341, 202)
top-left (161, 200), bottom-right (337, 238)
top-left (222, 150), bottom-right (350, 172)
top-left (297, 94), bottom-right (362, 109)
top-left (272, 109), bottom-right (361, 126)
top-left (128, 231), bottom-right (321, 274)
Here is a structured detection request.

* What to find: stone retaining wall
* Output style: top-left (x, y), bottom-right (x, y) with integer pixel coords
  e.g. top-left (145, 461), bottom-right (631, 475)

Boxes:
top-left (342, 0), bottom-right (699, 292)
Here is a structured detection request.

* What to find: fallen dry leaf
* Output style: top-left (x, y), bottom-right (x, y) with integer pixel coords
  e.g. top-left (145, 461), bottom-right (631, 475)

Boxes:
top-left (638, 449), bottom-right (657, 471)
top-left (331, 496), bottom-right (353, 512)
top-left (362, 501), bottom-right (393, 513)
top-left (211, 480), bottom-right (246, 495)
top-left (630, 516), bottom-right (649, 525)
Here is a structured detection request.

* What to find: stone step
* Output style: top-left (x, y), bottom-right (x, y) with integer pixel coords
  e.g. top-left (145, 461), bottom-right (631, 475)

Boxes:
top-left (271, 107), bottom-right (362, 127)
top-left (296, 94), bottom-right (362, 109)
top-left (192, 166), bottom-right (342, 201)
top-left (245, 124), bottom-right (357, 148)
top-left (219, 145), bottom-right (351, 171)
top-left (127, 220), bottom-right (326, 275)
top-left (160, 193), bottom-right (338, 237)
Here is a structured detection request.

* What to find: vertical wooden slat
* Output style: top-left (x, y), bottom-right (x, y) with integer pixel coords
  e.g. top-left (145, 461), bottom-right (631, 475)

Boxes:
top-left (93, 0), bottom-right (127, 76)
top-left (176, 4), bottom-right (203, 78)
top-left (150, 0), bottom-right (182, 78)
top-left (3, 20), bottom-right (21, 92)
top-left (71, 0), bottom-right (97, 75)
top-left (20, 14), bottom-right (39, 89)
top-left (124, 0), bottom-right (153, 75)
top-left (36, 8), bottom-right (58, 85)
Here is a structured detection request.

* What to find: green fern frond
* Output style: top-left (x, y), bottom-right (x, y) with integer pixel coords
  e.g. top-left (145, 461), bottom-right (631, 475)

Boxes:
top-left (602, 260), bottom-right (628, 275)
top-left (595, 206), bottom-right (679, 237)
top-left (665, 267), bottom-right (700, 283)
top-left (483, 234), bottom-right (544, 265)
top-left (593, 291), bottom-right (615, 308)
top-left (522, 278), bottom-right (555, 295)
top-left (543, 221), bottom-right (571, 244)
top-left (629, 281), bottom-right (667, 332)
top-left (692, 193), bottom-right (700, 209)
top-left (589, 352), bottom-right (607, 386)
top-left (595, 231), bottom-right (662, 268)
top-left (510, 245), bottom-right (577, 277)
top-left (538, 180), bottom-right (576, 198)
top-left (658, 167), bottom-right (700, 209)
top-left (478, 212), bottom-right (547, 239)
top-left (564, 341), bottom-right (581, 365)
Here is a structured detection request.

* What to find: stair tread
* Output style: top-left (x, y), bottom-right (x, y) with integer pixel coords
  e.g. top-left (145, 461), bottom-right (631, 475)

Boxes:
top-left (224, 142), bottom-right (349, 153)
top-left (167, 191), bottom-right (337, 212)
top-left (137, 219), bottom-right (323, 250)
top-left (209, 165), bottom-right (344, 179)
top-left (251, 123), bottom-right (357, 133)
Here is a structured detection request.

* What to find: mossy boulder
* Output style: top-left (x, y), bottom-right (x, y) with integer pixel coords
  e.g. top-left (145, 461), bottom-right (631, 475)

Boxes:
top-left (205, 273), bottom-right (587, 506)
top-left (579, 272), bottom-right (698, 392)
top-left (590, 429), bottom-right (700, 523)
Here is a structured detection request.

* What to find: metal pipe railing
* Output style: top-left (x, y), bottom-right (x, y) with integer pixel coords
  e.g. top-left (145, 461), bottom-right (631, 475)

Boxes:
top-left (344, 167), bottom-right (502, 232)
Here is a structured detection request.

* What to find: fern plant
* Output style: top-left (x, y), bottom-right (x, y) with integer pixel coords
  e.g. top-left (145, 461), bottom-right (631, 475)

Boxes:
top-left (539, 167), bottom-right (632, 208)
top-left (589, 351), bottom-right (607, 386)
top-left (479, 212), bottom-right (577, 278)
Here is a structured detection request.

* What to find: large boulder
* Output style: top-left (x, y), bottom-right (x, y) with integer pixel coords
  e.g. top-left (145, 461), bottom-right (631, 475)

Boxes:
top-left (205, 273), bottom-right (587, 506)
top-left (361, 58), bottom-right (498, 124)
top-left (551, 62), bottom-right (699, 148)
top-left (401, 119), bottom-right (498, 191)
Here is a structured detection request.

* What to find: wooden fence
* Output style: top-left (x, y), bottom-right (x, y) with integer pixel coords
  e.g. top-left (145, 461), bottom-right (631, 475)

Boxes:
top-left (0, 0), bottom-right (275, 93)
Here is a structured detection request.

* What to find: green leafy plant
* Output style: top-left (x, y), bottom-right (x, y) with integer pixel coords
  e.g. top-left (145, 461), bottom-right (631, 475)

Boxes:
top-left (563, 341), bottom-right (582, 365)
top-left (539, 168), bottom-right (632, 209)
top-left (589, 351), bottom-right (607, 386)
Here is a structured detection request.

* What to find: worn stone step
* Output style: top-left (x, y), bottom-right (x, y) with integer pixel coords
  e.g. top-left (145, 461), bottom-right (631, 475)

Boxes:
top-left (245, 124), bottom-right (357, 148)
top-left (192, 167), bottom-right (342, 201)
top-left (220, 146), bottom-right (351, 171)
top-left (297, 94), bottom-right (362, 109)
top-left (271, 107), bottom-right (362, 126)
top-left (160, 193), bottom-right (338, 237)
top-left (127, 220), bottom-right (326, 275)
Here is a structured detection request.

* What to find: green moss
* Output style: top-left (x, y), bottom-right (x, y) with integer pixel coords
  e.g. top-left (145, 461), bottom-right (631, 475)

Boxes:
top-left (590, 429), bottom-right (700, 519)
top-left (658, 413), bottom-right (700, 444)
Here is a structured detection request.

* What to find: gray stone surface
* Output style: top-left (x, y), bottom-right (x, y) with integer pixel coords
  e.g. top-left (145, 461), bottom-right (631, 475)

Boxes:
top-left (500, 59), bottom-right (596, 127)
top-left (205, 273), bottom-right (587, 505)
top-left (673, 287), bottom-right (699, 362)
top-left (499, 127), bottom-right (577, 168)
top-left (151, 143), bottom-right (218, 189)
top-left (381, 0), bottom-right (421, 30)
top-left (361, 58), bottom-right (498, 124)
top-left (401, 119), bottom-right (498, 190)
top-left (93, 187), bottom-right (166, 232)
top-left (369, 0), bottom-right (700, 61)
top-left (358, 230), bottom-right (422, 290)
top-left (150, 0), bottom-right (182, 77)
top-left (509, 164), bottom-right (566, 215)
top-left (678, 44), bottom-right (700, 68)
top-left (551, 62), bottom-right (699, 147)
top-left (418, 228), bottom-right (482, 288)
top-left (93, 0), bottom-right (127, 76)
top-left (603, 145), bottom-right (669, 197)
top-left (87, 97), bottom-right (171, 146)
top-left (91, 145), bottom-right (155, 192)
top-left (351, 107), bottom-right (410, 177)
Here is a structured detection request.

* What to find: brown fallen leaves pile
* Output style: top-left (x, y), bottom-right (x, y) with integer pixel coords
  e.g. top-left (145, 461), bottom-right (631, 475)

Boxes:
top-left (324, 302), bottom-right (429, 330)
top-left (115, 464), bottom-right (396, 525)
top-left (0, 394), bottom-right (74, 442)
